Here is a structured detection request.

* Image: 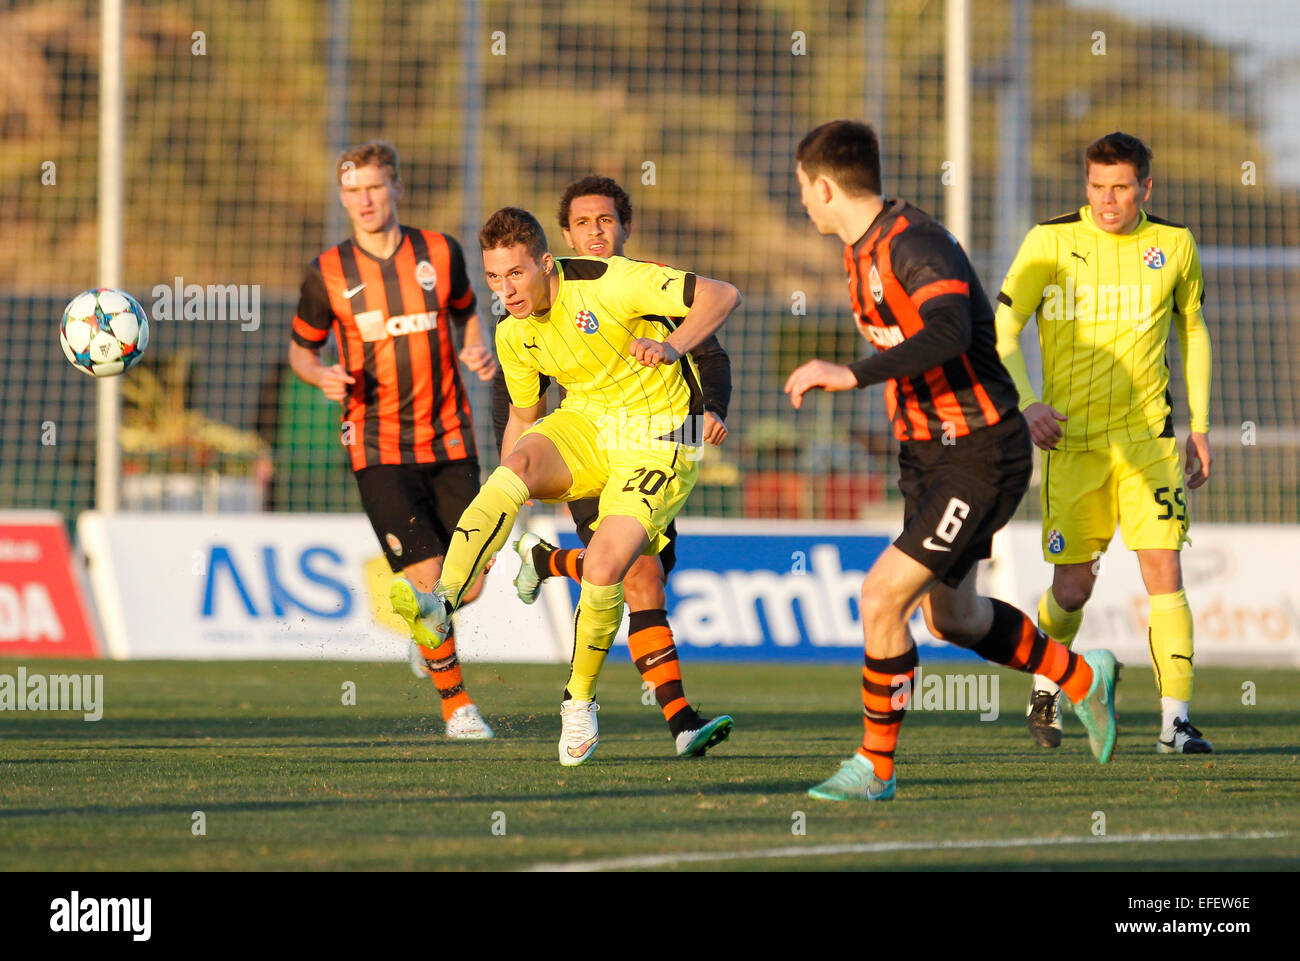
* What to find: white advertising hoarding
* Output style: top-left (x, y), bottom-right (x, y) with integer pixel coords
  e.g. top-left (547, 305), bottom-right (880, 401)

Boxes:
top-left (77, 511), bottom-right (567, 662)
top-left (996, 522), bottom-right (1300, 667)
top-left (74, 513), bottom-right (1300, 667)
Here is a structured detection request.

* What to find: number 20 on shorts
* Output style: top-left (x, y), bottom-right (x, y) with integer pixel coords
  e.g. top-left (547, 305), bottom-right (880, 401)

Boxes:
top-left (622, 467), bottom-right (668, 496)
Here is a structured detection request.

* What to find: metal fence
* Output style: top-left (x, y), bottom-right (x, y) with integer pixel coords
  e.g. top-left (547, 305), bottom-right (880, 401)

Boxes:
top-left (4, 0), bottom-right (1297, 524)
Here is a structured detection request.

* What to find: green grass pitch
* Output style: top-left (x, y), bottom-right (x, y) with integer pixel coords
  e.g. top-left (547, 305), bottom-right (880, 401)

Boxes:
top-left (2, 659), bottom-right (1296, 871)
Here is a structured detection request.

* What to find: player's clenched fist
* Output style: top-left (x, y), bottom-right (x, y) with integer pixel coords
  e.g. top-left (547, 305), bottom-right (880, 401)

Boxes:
top-left (318, 363), bottom-right (356, 402)
top-left (703, 411), bottom-right (728, 446)
top-left (630, 338), bottom-right (680, 367)
top-left (784, 359), bottom-right (857, 409)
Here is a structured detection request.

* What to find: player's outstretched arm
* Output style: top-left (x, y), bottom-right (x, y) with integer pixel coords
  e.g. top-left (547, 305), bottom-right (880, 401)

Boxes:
top-left (631, 278), bottom-right (741, 367)
top-left (784, 359), bottom-right (858, 409)
top-left (288, 341), bottom-right (354, 401)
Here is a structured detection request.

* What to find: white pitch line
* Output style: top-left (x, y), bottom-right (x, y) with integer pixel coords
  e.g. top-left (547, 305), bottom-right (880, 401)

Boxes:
top-left (523, 830), bottom-right (1289, 872)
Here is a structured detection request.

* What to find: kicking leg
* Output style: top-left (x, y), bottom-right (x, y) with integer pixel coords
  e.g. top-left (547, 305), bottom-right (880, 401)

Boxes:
top-left (436, 433), bottom-right (571, 616)
top-left (925, 567), bottom-right (1119, 764)
top-left (399, 554), bottom-right (493, 737)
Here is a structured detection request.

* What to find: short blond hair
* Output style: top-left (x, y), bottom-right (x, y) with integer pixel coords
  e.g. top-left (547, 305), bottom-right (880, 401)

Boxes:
top-left (337, 140), bottom-right (400, 186)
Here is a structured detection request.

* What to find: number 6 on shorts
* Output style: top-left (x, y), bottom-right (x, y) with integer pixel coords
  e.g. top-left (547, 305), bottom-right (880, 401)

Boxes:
top-left (935, 497), bottom-right (970, 543)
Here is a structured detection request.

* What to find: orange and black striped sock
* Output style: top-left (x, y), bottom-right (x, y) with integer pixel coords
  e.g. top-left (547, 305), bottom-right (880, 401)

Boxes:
top-left (971, 599), bottom-right (1094, 703)
top-left (858, 647), bottom-right (918, 781)
top-left (414, 626), bottom-right (473, 721)
top-left (628, 609), bottom-right (700, 736)
top-left (544, 548), bottom-right (585, 583)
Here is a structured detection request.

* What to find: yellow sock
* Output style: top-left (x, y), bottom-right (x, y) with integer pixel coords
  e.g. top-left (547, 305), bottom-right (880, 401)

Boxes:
top-left (1149, 589), bottom-right (1194, 701)
top-left (1037, 587), bottom-right (1084, 647)
top-left (438, 466), bottom-right (529, 609)
top-left (564, 579), bottom-right (624, 702)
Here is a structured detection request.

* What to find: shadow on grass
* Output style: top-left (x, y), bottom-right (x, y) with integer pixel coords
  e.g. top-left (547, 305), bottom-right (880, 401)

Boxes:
top-left (0, 776), bottom-right (824, 821)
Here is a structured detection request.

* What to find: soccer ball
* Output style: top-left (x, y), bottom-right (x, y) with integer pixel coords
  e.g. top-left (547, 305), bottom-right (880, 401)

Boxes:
top-left (59, 288), bottom-right (150, 377)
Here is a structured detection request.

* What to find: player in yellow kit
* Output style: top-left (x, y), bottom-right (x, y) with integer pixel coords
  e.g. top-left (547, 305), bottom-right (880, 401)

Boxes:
top-left (393, 206), bottom-right (741, 766)
top-left (996, 132), bottom-right (1214, 753)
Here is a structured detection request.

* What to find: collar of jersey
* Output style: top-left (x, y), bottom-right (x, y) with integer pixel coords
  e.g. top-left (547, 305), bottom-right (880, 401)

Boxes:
top-left (527, 259), bottom-right (565, 321)
top-left (848, 197), bottom-right (905, 250)
top-left (351, 225), bottom-right (410, 264)
top-left (1079, 205), bottom-right (1149, 240)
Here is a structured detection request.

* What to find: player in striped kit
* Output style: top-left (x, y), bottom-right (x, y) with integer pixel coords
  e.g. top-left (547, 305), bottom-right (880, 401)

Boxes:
top-left (787, 120), bottom-right (1121, 801)
top-left (996, 132), bottom-right (1214, 754)
top-left (289, 141), bottom-right (498, 739)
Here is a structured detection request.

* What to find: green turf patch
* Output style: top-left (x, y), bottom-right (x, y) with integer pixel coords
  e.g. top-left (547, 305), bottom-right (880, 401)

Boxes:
top-left (1, 660), bottom-right (1296, 870)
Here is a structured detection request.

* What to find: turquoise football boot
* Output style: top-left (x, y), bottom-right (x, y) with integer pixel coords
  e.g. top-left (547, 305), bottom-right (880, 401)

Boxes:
top-left (808, 753), bottom-right (896, 801)
top-left (675, 714), bottom-right (734, 757)
top-left (1073, 649), bottom-right (1121, 764)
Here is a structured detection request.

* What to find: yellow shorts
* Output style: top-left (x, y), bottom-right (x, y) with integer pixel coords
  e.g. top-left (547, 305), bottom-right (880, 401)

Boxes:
top-left (523, 406), bottom-right (699, 555)
top-left (1041, 436), bottom-right (1189, 563)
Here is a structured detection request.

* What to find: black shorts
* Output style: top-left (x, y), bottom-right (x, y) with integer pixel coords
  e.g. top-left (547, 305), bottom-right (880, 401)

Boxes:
top-left (355, 459), bottom-right (481, 572)
top-left (894, 413), bottom-right (1031, 588)
top-left (567, 497), bottom-right (679, 577)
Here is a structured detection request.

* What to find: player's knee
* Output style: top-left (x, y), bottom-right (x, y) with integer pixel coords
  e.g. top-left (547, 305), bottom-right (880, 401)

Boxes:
top-left (622, 565), bottom-right (666, 611)
top-left (499, 449), bottom-right (539, 491)
top-left (859, 587), bottom-right (905, 634)
top-left (581, 554), bottom-right (624, 586)
top-left (1053, 578), bottom-right (1093, 612)
top-left (923, 606), bottom-right (961, 643)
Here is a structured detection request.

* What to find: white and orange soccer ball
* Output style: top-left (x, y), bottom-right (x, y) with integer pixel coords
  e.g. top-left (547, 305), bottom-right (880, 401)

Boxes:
top-left (59, 288), bottom-right (150, 377)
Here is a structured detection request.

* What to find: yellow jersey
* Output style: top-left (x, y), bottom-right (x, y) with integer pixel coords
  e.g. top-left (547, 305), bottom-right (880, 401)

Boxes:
top-left (995, 206), bottom-right (1211, 450)
top-left (496, 255), bottom-right (704, 436)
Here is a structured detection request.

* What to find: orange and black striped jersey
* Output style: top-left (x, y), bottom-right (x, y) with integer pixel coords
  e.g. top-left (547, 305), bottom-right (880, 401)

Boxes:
top-left (292, 226), bottom-right (478, 471)
top-left (843, 199), bottom-right (1019, 442)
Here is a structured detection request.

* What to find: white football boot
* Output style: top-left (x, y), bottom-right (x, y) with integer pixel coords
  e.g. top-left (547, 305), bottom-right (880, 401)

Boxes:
top-left (558, 699), bottom-right (600, 766)
top-left (446, 703), bottom-right (495, 740)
